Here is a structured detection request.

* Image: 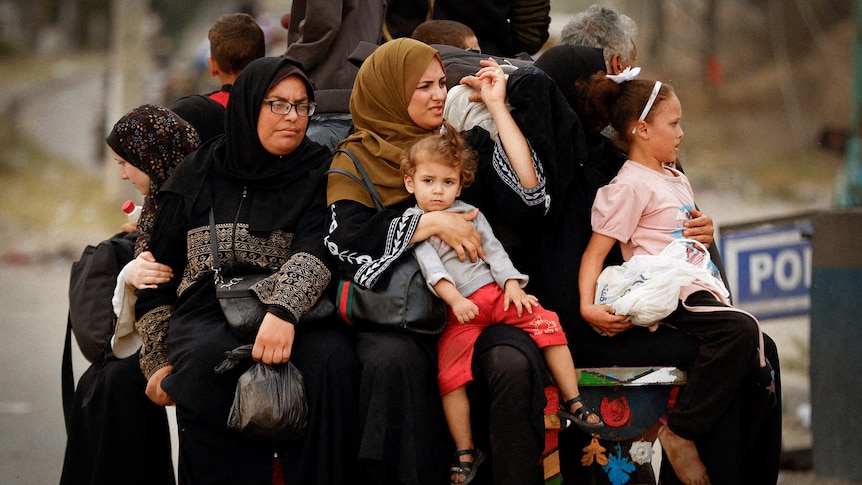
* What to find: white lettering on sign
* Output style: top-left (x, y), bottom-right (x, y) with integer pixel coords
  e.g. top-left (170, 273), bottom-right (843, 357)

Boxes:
top-left (747, 246), bottom-right (812, 295)
top-left (749, 254), bottom-right (772, 294)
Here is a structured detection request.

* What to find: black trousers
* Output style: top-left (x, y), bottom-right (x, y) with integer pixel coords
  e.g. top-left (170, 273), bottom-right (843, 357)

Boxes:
top-left (561, 292), bottom-right (780, 485)
top-left (467, 325), bottom-right (547, 485)
top-left (663, 291), bottom-right (764, 439)
top-left (356, 325), bottom-right (546, 485)
top-left (164, 325), bottom-right (360, 485)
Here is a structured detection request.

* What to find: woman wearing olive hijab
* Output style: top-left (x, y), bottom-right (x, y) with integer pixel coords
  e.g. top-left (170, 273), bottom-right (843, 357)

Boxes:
top-left (327, 38), bottom-right (550, 485)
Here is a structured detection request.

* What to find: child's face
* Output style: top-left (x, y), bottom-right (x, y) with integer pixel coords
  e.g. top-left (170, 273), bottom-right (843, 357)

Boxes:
top-left (645, 93), bottom-right (684, 165)
top-left (404, 159), bottom-right (462, 212)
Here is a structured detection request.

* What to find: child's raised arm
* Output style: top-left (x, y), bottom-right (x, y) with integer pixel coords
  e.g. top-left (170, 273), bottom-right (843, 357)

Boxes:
top-left (460, 58), bottom-right (537, 188)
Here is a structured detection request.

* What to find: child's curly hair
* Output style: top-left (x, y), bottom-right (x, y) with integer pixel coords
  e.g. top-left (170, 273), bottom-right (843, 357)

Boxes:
top-left (400, 121), bottom-right (477, 187)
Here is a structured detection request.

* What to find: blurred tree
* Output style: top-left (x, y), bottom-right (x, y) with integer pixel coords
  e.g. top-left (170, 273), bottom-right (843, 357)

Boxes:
top-left (0, 0), bottom-right (214, 55)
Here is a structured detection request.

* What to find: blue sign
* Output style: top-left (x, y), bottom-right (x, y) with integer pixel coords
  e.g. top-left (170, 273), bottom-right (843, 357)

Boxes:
top-left (719, 218), bottom-right (812, 320)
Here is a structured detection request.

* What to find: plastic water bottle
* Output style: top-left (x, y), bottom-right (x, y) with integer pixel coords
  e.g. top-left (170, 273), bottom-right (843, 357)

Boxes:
top-left (122, 200), bottom-right (142, 223)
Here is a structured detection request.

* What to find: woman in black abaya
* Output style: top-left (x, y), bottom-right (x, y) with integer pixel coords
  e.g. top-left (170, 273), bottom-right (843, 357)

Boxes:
top-left (135, 57), bottom-right (360, 485)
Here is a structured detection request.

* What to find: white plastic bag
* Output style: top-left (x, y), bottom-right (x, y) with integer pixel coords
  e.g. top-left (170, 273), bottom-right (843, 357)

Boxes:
top-left (595, 239), bottom-right (727, 327)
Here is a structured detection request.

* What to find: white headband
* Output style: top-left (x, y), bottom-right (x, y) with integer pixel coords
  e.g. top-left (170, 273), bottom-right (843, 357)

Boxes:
top-left (632, 81), bottom-right (662, 134)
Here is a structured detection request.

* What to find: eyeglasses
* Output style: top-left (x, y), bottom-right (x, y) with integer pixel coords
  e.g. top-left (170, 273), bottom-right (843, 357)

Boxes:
top-left (262, 99), bottom-right (317, 117)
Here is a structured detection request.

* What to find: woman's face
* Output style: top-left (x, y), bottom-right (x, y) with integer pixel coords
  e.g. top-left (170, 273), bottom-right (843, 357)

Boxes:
top-left (407, 59), bottom-right (447, 130)
top-left (257, 75), bottom-right (310, 156)
top-left (111, 148), bottom-right (150, 196)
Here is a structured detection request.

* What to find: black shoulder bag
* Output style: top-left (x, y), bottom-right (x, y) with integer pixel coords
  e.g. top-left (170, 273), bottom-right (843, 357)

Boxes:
top-left (211, 209), bottom-right (336, 342)
top-left (327, 148), bottom-right (446, 335)
top-left (210, 209), bottom-right (272, 342)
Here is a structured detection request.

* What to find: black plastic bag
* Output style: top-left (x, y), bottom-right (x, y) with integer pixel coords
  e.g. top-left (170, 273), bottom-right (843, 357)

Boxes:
top-left (214, 344), bottom-right (308, 444)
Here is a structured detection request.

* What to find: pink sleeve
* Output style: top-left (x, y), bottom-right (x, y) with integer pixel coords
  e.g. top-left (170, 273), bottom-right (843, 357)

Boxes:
top-left (591, 183), bottom-right (645, 243)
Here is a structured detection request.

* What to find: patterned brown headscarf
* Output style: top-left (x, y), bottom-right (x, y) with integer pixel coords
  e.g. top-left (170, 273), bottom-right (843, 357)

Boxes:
top-left (327, 38), bottom-right (443, 208)
top-left (106, 104), bottom-right (200, 252)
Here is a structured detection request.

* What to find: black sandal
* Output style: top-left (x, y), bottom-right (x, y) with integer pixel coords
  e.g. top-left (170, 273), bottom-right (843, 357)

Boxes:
top-left (450, 448), bottom-right (485, 485)
top-left (559, 395), bottom-right (604, 431)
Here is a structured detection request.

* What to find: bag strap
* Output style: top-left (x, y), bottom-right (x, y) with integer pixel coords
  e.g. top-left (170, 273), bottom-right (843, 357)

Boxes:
top-left (61, 313), bottom-right (75, 433)
top-left (327, 148), bottom-right (385, 212)
top-left (209, 208), bottom-right (223, 283)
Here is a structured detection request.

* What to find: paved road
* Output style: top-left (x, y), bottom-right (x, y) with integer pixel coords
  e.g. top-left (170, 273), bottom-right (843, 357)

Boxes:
top-left (0, 260), bottom-right (81, 484)
top-left (0, 250), bottom-right (180, 484)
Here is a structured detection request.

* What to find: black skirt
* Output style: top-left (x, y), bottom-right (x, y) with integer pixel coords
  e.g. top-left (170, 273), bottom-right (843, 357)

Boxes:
top-left (161, 285), bottom-right (361, 485)
top-left (60, 351), bottom-right (175, 485)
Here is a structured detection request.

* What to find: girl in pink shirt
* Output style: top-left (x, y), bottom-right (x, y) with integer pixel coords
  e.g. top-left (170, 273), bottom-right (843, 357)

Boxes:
top-left (578, 79), bottom-right (770, 485)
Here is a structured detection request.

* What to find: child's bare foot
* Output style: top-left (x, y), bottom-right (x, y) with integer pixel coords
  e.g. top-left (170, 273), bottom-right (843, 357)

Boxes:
top-left (658, 425), bottom-right (710, 485)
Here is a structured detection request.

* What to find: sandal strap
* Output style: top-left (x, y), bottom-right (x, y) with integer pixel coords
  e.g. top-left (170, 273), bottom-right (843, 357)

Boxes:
top-left (454, 448), bottom-right (480, 459)
top-left (450, 448), bottom-right (484, 484)
top-left (572, 405), bottom-right (593, 420)
top-left (561, 395), bottom-right (584, 409)
top-left (562, 395), bottom-right (596, 420)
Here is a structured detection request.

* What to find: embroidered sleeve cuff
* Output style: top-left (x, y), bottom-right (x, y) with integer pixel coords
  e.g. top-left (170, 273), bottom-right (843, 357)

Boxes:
top-left (137, 304), bottom-right (173, 379)
top-left (355, 213), bottom-right (420, 288)
top-left (254, 252), bottom-right (331, 323)
top-left (491, 138), bottom-right (547, 208)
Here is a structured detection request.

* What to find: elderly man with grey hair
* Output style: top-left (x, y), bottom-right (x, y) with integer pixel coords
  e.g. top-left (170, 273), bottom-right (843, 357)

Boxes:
top-left (559, 4), bottom-right (638, 75)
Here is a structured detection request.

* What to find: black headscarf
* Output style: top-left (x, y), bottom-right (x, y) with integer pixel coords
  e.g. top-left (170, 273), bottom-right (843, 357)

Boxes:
top-left (163, 57), bottom-right (331, 232)
top-left (534, 45), bottom-right (626, 196)
top-left (533, 45), bottom-right (606, 113)
top-left (169, 92), bottom-right (227, 143)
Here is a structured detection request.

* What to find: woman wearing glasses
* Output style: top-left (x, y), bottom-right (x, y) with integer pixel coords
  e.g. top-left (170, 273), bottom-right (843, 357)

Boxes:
top-left (135, 57), bottom-right (359, 484)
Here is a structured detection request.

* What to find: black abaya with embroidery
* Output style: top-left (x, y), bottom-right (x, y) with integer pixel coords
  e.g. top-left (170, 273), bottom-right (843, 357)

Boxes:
top-left (135, 57), bottom-right (360, 485)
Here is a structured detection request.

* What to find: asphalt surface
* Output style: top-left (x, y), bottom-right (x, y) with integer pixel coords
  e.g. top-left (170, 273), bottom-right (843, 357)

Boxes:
top-left (1, 259), bottom-right (86, 484)
top-left (0, 229), bottom-right (179, 484)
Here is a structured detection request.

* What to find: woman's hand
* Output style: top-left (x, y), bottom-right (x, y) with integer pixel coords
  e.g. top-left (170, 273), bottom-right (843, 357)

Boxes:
top-left (460, 58), bottom-right (538, 188)
top-left (146, 365), bottom-right (175, 406)
top-left (252, 313), bottom-right (295, 365)
top-left (121, 221), bottom-right (138, 233)
top-left (581, 303), bottom-right (633, 337)
top-left (461, 58), bottom-right (508, 106)
top-left (682, 209), bottom-right (714, 247)
top-left (124, 252), bottom-right (174, 289)
top-left (415, 210), bottom-right (485, 262)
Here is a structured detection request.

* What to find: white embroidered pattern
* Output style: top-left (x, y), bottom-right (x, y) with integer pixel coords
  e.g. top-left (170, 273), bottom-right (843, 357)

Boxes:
top-left (491, 138), bottom-right (547, 210)
top-left (354, 214), bottom-right (420, 287)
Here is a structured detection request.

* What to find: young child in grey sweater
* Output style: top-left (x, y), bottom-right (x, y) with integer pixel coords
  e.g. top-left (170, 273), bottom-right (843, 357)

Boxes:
top-left (401, 122), bottom-right (603, 485)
